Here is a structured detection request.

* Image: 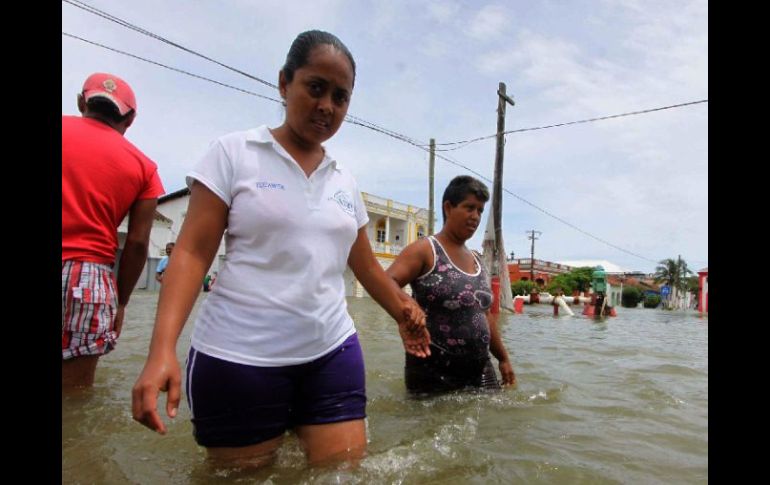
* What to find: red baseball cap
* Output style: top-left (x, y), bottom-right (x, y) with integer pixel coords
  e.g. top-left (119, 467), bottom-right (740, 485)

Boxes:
top-left (81, 72), bottom-right (137, 116)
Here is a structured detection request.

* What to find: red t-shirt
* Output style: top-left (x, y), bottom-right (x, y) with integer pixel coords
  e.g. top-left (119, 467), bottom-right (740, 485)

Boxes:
top-left (62, 116), bottom-right (165, 264)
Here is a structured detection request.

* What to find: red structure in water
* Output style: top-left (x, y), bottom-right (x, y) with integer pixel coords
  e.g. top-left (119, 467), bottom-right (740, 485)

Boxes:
top-left (698, 268), bottom-right (708, 313)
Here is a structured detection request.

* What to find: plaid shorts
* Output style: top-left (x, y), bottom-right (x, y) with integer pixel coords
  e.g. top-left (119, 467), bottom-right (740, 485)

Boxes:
top-left (62, 260), bottom-right (118, 360)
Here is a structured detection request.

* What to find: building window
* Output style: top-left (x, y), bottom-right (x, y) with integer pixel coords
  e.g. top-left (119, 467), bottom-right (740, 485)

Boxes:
top-left (417, 225), bottom-right (425, 238)
top-left (376, 219), bottom-right (386, 243)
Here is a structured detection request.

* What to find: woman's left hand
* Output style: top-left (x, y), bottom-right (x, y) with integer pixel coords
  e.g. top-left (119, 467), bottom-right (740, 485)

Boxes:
top-left (398, 322), bottom-right (431, 358)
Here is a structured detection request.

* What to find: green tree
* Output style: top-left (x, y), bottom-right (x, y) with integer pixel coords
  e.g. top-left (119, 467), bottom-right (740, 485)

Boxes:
top-left (686, 275), bottom-right (699, 293)
top-left (643, 294), bottom-right (661, 308)
top-left (653, 255), bottom-right (693, 309)
top-left (543, 267), bottom-right (593, 295)
top-left (570, 267), bottom-right (594, 293)
top-left (511, 280), bottom-right (537, 296)
top-left (621, 286), bottom-right (643, 308)
top-left (546, 274), bottom-right (576, 294)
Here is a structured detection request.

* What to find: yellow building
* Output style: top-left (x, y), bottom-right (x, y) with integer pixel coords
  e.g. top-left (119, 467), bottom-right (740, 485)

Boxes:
top-left (345, 192), bottom-right (430, 297)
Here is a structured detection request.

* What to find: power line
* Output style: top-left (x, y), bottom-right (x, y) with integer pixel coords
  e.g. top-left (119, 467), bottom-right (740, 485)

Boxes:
top-left (62, 33), bottom-right (284, 104)
top-left (344, 115), bottom-right (425, 145)
top-left (63, 0), bottom-right (278, 90)
top-left (69, 0), bottom-right (706, 156)
top-left (429, 99), bottom-right (709, 151)
top-left (62, 0), bottom-right (427, 147)
top-left (431, 151), bottom-right (658, 263)
top-left (62, 31), bottom-right (426, 147)
top-left (415, 145), bottom-right (658, 263)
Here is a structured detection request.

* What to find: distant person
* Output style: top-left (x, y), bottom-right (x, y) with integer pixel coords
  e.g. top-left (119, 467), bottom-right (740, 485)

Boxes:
top-left (386, 176), bottom-right (515, 394)
top-left (594, 292), bottom-right (614, 317)
top-left (155, 242), bottom-right (175, 283)
top-left (131, 30), bottom-right (429, 469)
top-left (62, 72), bottom-right (165, 389)
top-left (202, 273), bottom-right (211, 292)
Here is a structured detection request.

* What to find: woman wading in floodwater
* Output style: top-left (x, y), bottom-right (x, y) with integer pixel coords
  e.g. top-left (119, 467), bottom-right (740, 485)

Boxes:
top-left (131, 30), bottom-right (430, 469)
top-left (387, 176), bottom-right (515, 394)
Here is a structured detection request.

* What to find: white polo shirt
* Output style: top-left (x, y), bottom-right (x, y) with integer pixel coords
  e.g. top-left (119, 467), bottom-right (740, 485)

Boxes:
top-left (186, 125), bottom-right (368, 366)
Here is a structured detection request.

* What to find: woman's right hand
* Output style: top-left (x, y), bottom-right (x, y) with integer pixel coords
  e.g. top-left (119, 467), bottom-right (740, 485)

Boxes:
top-left (400, 297), bottom-right (427, 332)
top-left (131, 351), bottom-right (182, 434)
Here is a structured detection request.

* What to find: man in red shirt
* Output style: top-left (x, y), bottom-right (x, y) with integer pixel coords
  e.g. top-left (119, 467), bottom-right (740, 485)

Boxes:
top-left (62, 72), bottom-right (165, 389)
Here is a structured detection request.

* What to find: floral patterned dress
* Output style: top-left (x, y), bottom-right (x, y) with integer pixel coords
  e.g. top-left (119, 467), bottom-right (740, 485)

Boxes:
top-left (405, 236), bottom-right (500, 393)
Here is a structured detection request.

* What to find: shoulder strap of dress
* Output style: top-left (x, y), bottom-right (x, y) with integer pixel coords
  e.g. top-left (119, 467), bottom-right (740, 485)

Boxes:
top-left (471, 249), bottom-right (487, 276)
top-left (428, 235), bottom-right (448, 262)
top-left (426, 235), bottom-right (436, 250)
top-left (415, 236), bottom-right (440, 280)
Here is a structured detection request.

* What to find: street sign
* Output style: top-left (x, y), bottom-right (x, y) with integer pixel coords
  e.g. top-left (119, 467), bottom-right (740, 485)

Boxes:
top-left (661, 285), bottom-right (670, 296)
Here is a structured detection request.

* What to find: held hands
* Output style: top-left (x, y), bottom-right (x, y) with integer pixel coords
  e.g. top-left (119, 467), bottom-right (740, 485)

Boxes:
top-left (398, 321), bottom-right (431, 358)
top-left (131, 352), bottom-right (182, 435)
top-left (398, 298), bottom-right (431, 358)
top-left (499, 360), bottom-right (516, 387)
top-left (400, 297), bottom-right (426, 331)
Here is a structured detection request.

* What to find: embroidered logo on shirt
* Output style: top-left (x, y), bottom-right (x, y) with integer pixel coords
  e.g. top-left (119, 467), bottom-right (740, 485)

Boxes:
top-left (330, 190), bottom-right (355, 216)
top-left (255, 182), bottom-right (285, 190)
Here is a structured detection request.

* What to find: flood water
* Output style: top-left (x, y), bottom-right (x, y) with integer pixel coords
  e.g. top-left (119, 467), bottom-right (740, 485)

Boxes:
top-left (62, 291), bottom-right (708, 484)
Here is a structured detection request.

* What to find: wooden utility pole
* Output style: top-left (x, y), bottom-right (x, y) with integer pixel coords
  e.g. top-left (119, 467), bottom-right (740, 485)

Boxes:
top-left (489, 82), bottom-right (515, 311)
top-left (428, 138), bottom-right (435, 235)
top-left (527, 230), bottom-right (541, 281)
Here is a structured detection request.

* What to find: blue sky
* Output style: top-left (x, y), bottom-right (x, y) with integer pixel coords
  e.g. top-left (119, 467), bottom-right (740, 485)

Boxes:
top-left (62, 0), bottom-right (708, 274)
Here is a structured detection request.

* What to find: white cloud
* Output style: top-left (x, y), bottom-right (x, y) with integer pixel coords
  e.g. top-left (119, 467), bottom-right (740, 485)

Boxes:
top-left (467, 5), bottom-right (511, 40)
top-left (425, 0), bottom-right (461, 23)
top-left (419, 34), bottom-right (451, 58)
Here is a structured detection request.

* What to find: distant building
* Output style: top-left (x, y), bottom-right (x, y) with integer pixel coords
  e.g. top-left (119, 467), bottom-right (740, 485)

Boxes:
top-left (116, 210), bottom-right (175, 290)
top-left (116, 188), bottom-right (212, 291)
top-left (117, 188), bottom-right (429, 295)
top-left (507, 259), bottom-right (572, 287)
top-left (506, 257), bottom-right (652, 307)
top-left (606, 275), bottom-right (661, 307)
top-left (349, 192), bottom-right (429, 297)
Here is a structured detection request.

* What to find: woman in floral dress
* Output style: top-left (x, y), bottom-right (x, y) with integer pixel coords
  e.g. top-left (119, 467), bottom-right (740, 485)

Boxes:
top-left (387, 176), bottom-right (515, 393)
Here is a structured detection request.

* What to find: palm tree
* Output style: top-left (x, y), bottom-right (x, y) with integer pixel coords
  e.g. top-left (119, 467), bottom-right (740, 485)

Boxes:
top-left (654, 258), bottom-right (678, 309)
top-left (653, 255), bottom-right (693, 309)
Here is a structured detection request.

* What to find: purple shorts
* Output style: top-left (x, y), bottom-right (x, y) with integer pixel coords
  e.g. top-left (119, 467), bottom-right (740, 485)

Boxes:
top-left (185, 333), bottom-right (366, 448)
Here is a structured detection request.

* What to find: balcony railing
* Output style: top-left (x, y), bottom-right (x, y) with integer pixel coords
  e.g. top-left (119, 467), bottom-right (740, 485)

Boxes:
top-left (362, 192), bottom-right (429, 222)
top-left (372, 242), bottom-right (404, 255)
